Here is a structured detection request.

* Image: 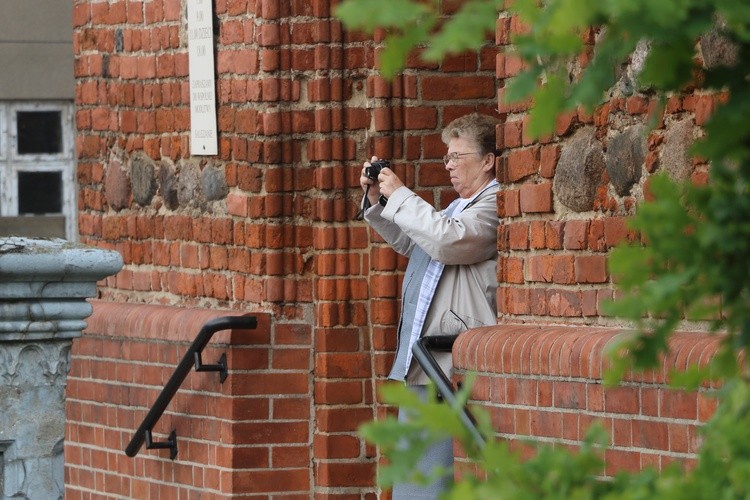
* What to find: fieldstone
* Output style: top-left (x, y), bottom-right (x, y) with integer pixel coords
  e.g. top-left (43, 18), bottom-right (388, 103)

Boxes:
top-left (159, 161), bottom-right (179, 210)
top-left (661, 118), bottom-right (694, 182)
top-left (103, 156), bottom-right (131, 211)
top-left (177, 161), bottom-right (201, 208)
top-left (606, 124), bottom-right (647, 196)
top-left (130, 153), bottom-right (157, 206)
top-left (700, 27), bottom-right (738, 69)
top-left (618, 74), bottom-right (634, 97)
top-left (114, 28), bottom-right (123, 53)
top-left (201, 164), bottom-right (228, 201)
top-left (554, 127), bottom-right (605, 212)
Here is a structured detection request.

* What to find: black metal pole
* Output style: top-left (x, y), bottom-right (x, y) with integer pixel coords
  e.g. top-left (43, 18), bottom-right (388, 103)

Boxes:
top-left (412, 335), bottom-right (486, 449)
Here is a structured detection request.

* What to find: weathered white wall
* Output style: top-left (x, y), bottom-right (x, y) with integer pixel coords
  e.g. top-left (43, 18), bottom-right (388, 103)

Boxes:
top-left (0, 0), bottom-right (74, 99)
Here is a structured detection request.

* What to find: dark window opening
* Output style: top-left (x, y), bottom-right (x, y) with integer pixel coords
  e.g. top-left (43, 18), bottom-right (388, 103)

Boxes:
top-left (16, 111), bottom-right (62, 155)
top-left (18, 171), bottom-right (62, 214)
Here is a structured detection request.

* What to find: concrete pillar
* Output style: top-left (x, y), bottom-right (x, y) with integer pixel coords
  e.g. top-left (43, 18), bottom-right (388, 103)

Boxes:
top-left (0, 237), bottom-right (122, 499)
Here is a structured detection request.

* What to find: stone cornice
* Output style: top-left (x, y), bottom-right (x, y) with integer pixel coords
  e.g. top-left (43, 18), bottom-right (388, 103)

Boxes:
top-left (0, 237), bottom-right (123, 340)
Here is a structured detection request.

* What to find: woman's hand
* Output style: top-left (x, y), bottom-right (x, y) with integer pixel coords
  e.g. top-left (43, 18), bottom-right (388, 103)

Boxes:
top-left (375, 165), bottom-right (404, 198)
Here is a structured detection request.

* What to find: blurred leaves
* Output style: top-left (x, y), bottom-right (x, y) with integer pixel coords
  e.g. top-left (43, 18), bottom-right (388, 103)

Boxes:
top-left (336, 0), bottom-right (502, 78)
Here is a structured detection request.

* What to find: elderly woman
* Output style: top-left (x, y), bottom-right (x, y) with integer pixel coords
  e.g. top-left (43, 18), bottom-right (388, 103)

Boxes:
top-left (360, 112), bottom-right (500, 498)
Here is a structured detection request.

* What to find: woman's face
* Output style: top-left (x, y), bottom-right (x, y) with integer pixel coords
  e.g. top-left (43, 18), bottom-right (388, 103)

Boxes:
top-left (444, 136), bottom-right (494, 199)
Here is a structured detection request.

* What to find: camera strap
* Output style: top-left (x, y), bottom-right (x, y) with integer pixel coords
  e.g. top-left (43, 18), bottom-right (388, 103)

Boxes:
top-left (355, 185), bottom-right (373, 220)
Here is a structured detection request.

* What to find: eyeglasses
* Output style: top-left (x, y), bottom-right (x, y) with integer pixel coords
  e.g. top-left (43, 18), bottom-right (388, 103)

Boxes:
top-left (443, 151), bottom-right (482, 166)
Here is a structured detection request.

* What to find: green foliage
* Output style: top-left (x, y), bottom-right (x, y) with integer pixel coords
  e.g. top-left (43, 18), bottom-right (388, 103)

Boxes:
top-left (679, 379), bottom-right (750, 499)
top-left (603, 162), bottom-right (750, 383)
top-left (365, 380), bottom-right (699, 499)
top-left (360, 382), bottom-right (489, 487)
top-left (335, 0), bottom-right (503, 78)
top-left (421, 0), bottom-right (506, 62)
top-left (507, 0), bottom-right (724, 137)
top-left (334, 0), bottom-right (436, 77)
top-left (365, 379), bottom-right (750, 499)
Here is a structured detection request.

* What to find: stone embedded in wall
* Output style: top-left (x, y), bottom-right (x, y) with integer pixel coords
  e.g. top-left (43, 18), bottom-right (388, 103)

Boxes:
top-left (615, 40), bottom-right (651, 97)
top-left (661, 118), bottom-right (695, 182)
top-left (159, 161), bottom-right (179, 211)
top-left (130, 153), bottom-right (157, 207)
top-left (177, 160), bottom-right (201, 208)
top-left (606, 124), bottom-right (647, 196)
top-left (554, 126), bottom-right (606, 212)
top-left (201, 164), bottom-right (229, 201)
top-left (104, 155), bottom-right (131, 211)
top-left (700, 26), bottom-right (739, 69)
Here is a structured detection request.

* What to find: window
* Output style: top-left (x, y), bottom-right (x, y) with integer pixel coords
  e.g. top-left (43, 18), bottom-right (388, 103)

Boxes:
top-left (0, 102), bottom-right (76, 240)
top-left (19, 171), bottom-right (64, 214)
top-left (17, 111), bottom-right (63, 155)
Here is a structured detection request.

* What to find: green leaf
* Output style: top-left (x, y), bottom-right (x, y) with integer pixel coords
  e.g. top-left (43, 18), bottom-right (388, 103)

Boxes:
top-left (569, 32), bottom-right (633, 109)
top-left (504, 64), bottom-right (543, 104)
top-left (603, 333), bottom-right (638, 386)
top-left (639, 40), bottom-right (696, 90)
top-left (607, 245), bottom-right (652, 289)
top-left (378, 380), bottom-right (422, 407)
top-left (717, 0), bottom-right (750, 42)
top-left (423, 0), bottom-right (504, 61)
top-left (511, 0), bottom-right (543, 24)
top-left (334, 0), bottom-right (433, 32)
top-left (527, 72), bottom-right (567, 137)
top-left (549, 0), bottom-right (601, 32)
top-left (378, 26), bottom-right (433, 78)
top-left (669, 364), bottom-right (712, 391)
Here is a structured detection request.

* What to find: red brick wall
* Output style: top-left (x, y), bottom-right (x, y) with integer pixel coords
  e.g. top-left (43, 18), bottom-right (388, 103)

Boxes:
top-left (66, 301), bottom-right (286, 498)
top-left (453, 326), bottom-right (720, 475)
top-left (70, 0), bottom-right (497, 497)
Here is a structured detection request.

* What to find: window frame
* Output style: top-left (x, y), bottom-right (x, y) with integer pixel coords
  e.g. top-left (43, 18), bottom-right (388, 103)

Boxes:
top-left (0, 101), bottom-right (76, 240)
top-left (9, 102), bottom-right (73, 161)
top-left (0, 108), bottom-right (6, 160)
top-left (9, 162), bottom-right (71, 216)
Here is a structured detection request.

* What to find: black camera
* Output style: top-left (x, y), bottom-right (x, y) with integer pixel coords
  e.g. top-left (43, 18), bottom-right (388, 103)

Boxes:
top-left (364, 159), bottom-right (390, 207)
top-left (365, 159), bottom-right (390, 181)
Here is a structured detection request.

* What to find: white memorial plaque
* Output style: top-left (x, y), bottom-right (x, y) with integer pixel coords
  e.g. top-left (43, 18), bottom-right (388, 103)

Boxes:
top-left (188, 0), bottom-right (218, 155)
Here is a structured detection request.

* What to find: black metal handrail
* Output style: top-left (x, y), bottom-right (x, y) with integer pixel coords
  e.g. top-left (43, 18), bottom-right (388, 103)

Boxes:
top-left (125, 315), bottom-right (258, 459)
top-left (412, 335), bottom-right (487, 449)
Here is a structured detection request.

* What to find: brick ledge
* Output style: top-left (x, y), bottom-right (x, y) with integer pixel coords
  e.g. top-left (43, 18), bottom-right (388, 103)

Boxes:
top-left (454, 324), bottom-right (722, 385)
top-left (85, 299), bottom-right (270, 344)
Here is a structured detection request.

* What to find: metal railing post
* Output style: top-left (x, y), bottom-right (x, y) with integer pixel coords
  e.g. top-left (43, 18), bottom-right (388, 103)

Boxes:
top-left (412, 335), bottom-right (487, 449)
top-left (125, 315), bottom-right (257, 459)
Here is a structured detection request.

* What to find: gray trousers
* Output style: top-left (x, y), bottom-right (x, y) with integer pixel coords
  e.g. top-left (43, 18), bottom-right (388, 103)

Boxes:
top-left (391, 384), bottom-right (454, 500)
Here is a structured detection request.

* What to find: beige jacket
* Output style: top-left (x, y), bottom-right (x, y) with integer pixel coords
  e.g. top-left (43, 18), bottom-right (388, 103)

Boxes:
top-left (365, 182), bottom-right (499, 385)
